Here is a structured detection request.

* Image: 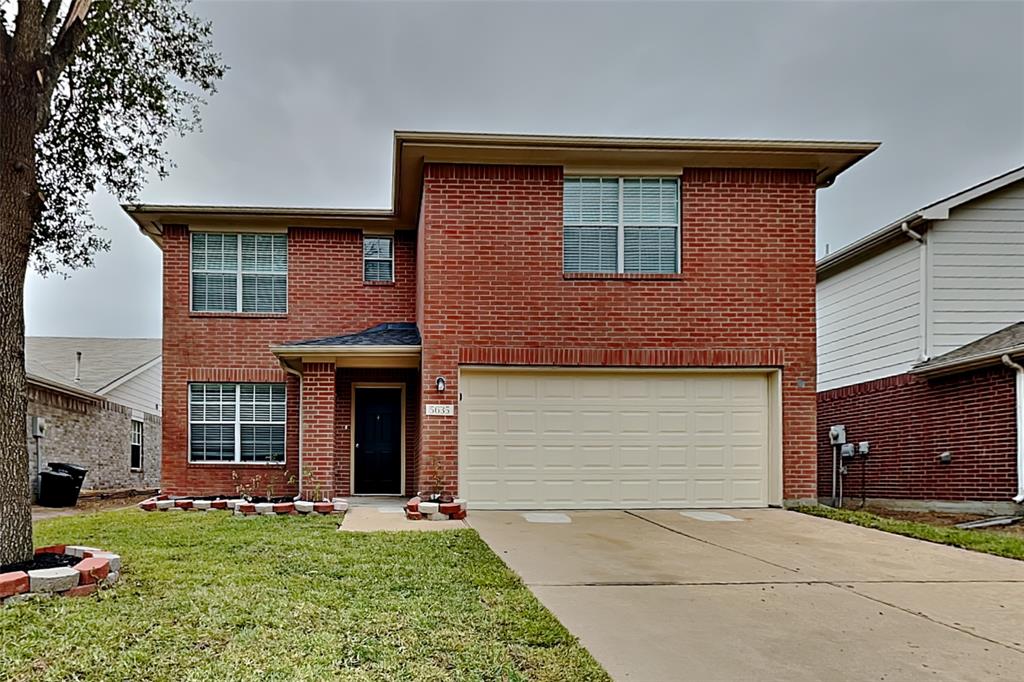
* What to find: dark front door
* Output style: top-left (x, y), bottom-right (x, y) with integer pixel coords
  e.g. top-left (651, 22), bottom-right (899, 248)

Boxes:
top-left (354, 387), bottom-right (402, 494)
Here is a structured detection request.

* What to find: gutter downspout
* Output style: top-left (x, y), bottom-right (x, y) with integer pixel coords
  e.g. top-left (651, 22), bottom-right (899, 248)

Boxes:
top-left (901, 221), bottom-right (924, 243)
top-left (281, 362), bottom-right (304, 498)
top-left (1000, 354), bottom-right (1024, 504)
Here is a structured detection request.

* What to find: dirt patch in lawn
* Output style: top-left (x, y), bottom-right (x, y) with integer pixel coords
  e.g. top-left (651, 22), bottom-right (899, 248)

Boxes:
top-left (848, 505), bottom-right (1024, 537)
top-left (32, 494), bottom-right (152, 520)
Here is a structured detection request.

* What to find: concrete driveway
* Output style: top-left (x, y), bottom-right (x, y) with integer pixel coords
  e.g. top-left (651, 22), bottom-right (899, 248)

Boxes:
top-left (468, 509), bottom-right (1024, 681)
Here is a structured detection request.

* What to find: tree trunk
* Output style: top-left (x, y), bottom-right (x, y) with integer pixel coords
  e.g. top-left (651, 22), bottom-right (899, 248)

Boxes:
top-left (0, 54), bottom-right (40, 567)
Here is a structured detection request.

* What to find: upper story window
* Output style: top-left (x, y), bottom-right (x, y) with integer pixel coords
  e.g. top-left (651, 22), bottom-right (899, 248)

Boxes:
top-left (363, 235), bottom-right (394, 282)
top-left (563, 177), bottom-right (680, 274)
top-left (191, 233), bottom-right (288, 313)
top-left (189, 383), bottom-right (286, 464)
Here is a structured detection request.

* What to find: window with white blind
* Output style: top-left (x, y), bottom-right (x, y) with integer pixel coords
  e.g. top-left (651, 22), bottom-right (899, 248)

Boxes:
top-left (191, 233), bottom-right (288, 313)
top-left (563, 177), bottom-right (680, 274)
top-left (363, 235), bottom-right (394, 282)
top-left (130, 420), bottom-right (144, 471)
top-left (189, 383), bottom-right (286, 464)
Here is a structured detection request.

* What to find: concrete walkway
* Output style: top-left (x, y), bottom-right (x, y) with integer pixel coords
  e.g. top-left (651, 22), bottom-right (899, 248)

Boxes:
top-left (339, 497), bottom-right (467, 531)
top-left (469, 509), bottom-right (1024, 681)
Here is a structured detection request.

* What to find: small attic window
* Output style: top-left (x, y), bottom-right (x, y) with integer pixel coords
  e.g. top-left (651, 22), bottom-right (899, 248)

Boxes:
top-left (364, 235), bottom-right (394, 282)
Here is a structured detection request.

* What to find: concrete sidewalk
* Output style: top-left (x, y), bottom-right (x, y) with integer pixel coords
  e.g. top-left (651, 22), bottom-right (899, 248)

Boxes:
top-left (469, 509), bottom-right (1024, 681)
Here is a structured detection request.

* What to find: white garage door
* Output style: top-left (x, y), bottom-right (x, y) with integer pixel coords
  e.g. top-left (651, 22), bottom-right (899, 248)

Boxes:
top-left (459, 370), bottom-right (771, 509)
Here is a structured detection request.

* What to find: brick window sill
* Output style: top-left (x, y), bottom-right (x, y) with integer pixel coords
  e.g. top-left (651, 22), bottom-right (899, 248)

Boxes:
top-left (187, 461), bottom-right (289, 468)
top-left (189, 312), bottom-right (288, 320)
top-left (363, 280), bottom-right (396, 287)
top-left (563, 272), bottom-right (685, 281)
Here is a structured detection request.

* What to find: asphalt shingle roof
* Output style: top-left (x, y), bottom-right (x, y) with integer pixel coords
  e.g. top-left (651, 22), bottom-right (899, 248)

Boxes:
top-left (287, 323), bottom-right (421, 347)
top-left (914, 322), bottom-right (1024, 371)
top-left (25, 337), bottom-right (162, 393)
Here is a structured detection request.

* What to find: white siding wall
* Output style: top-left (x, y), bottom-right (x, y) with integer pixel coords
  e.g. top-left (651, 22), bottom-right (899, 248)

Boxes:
top-left (928, 182), bottom-right (1024, 357)
top-left (104, 361), bottom-right (162, 416)
top-left (817, 239), bottom-right (922, 391)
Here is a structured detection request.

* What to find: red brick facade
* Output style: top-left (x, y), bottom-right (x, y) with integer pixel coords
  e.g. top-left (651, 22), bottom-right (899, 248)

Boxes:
top-left (161, 164), bottom-right (821, 502)
top-left (161, 225), bottom-right (416, 496)
top-left (816, 366), bottom-right (1018, 502)
top-left (417, 164), bottom-right (819, 501)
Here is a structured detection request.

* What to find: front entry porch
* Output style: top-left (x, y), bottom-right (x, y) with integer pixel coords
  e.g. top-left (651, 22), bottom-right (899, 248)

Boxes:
top-left (272, 323), bottom-right (422, 500)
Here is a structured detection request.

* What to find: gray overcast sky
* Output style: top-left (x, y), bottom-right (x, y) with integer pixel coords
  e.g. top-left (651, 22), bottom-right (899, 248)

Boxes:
top-left (24, 0), bottom-right (1024, 338)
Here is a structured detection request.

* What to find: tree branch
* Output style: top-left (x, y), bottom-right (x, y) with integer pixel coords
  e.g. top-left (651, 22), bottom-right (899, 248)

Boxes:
top-left (12, 0), bottom-right (43, 58)
top-left (35, 0), bottom-right (92, 132)
top-left (40, 0), bottom-right (63, 45)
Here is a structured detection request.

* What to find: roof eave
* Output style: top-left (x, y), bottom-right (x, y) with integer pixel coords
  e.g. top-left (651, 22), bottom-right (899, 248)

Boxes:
top-left (125, 131), bottom-right (879, 250)
top-left (818, 164), bottom-right (1024, 280)
top-left (817, 212), bottom-right (928, 280)
top-left (910, 344), bottom-right (1024, 378)
top-left (270, 344), bottom-right (422, 357)
top-left (26, 374), bottom-right (103, 402)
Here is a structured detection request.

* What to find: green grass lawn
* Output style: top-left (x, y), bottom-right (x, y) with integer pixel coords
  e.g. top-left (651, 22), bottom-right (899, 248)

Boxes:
top-left (2, 511), bottom-right (609, 682)
top-left (797, 505), bottom-right (1024, 561)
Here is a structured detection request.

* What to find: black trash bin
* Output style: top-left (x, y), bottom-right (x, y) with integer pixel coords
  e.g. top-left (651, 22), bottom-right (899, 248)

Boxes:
top-left (37, 462), bottom-right (88, 507)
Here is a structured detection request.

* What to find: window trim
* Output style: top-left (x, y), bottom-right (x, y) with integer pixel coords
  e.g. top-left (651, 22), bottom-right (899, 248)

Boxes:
top-left (363, 234), bottom-right (395, 283)
top-left (190, 232), bottom-right (289, 314)
top-left (562, 176), bottom-right (681, 275)
top-left (187, 382), bottom-right (288, 465)
top-left (130, 419), bottom-right (144, 472)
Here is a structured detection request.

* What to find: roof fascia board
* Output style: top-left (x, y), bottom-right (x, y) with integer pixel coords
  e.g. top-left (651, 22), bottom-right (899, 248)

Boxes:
top-left (919, 165), bottom-right (1024, 220)
top-left (96, 355), bottom-right (162, 395)
top-left (270, 345), bottom-right (422, 356)
top-left (27, 374), bottom-right (103, 401)
top-left (126, 131), bottom-right (879, 249)
top-left (818, 165), bottom-right (1024, 279)
top-left (816, 213), bottom-right (929, 280)
top-left (910, 344), bottom-right (1024, 378)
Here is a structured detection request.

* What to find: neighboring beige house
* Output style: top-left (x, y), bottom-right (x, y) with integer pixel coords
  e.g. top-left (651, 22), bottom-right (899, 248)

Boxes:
top-left (26, 337), bottom-right (162, 495)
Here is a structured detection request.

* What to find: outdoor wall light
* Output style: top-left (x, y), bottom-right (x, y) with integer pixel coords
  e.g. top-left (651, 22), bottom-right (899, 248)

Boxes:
top-left (435, 376), bottom-right (446, 392)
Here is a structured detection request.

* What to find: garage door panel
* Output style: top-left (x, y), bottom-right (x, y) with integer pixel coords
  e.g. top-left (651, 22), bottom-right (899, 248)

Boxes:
top-left (580, 379), bottom-right (614, 399)
top-left (465, 409), bottom-right (498, 434)
top-left (460, 371), bottom-right (770, 509)
top-left (580, 444), bottom-right (614, 469)
top-left (733, 445), bottom-right (766, 469)
top-left (504, 410), bottom-right (537, 434)
top-left (657, 411), bottom-right (689, 435)
top-left (621, 445), bottom-right (654, 468)
top-left (463, 444), bottom-right (499, 471)
top-left (657, 445), bottom-right (689, 468)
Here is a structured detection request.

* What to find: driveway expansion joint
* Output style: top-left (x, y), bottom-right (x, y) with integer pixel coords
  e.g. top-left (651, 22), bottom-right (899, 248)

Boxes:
top-left (527, 579), bottom-right (1024, 587)
top-left (625, 510), bottom-right (802, 574)
top-left (825, 580), bottom-right (1024, 656)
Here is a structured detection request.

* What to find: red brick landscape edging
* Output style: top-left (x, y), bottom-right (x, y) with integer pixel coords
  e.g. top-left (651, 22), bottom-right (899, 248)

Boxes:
top-left (0, 545), bottom-right (121, 605)
top-left (405, 497), bottom-right (468, 521)
top-left (137, 495), bottom-right (349, 517)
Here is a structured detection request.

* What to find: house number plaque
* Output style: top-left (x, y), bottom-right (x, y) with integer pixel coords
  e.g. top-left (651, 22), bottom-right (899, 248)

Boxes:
top-left (424, 404), bottom-right (455, 416)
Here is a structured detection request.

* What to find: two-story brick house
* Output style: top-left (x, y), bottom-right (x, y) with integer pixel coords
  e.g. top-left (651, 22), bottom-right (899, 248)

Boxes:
top-left (125, 131), bottom-right (876, 509)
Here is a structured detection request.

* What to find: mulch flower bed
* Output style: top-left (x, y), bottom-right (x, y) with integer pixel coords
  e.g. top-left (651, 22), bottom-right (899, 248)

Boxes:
top-left (137, 494), bottom-right (348, 516)
top-left (1, 545), bottom-right (121, 605)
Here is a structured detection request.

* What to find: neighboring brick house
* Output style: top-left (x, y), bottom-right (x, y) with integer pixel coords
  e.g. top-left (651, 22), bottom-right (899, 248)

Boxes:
top-left (125, 131), bottom-right (876, 509)
top-left (25, 337), bottom-right (162, 495)
top-left (817, 166), bottom-right (1024, 513)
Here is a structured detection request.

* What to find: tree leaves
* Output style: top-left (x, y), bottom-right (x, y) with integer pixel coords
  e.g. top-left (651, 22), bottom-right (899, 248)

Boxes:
top-left (32, 0), bottom-right (225, 275)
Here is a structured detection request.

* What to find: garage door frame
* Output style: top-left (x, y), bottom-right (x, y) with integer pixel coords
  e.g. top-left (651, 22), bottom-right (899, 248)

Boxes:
top-left (457, 366), bottom-right (783, 509)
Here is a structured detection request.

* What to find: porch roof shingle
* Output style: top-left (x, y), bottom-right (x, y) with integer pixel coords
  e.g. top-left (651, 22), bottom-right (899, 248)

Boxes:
top-left (286, 323), bottom-right (421, 348)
